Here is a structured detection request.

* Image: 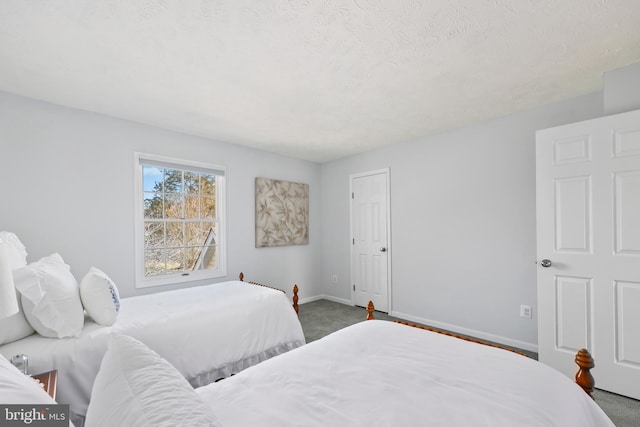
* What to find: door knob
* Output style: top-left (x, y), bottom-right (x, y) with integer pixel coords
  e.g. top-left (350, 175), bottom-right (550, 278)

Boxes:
top-left (380, 247), bottom-right (387, 252)
top-left (540, 259), bottom-right (552, 268)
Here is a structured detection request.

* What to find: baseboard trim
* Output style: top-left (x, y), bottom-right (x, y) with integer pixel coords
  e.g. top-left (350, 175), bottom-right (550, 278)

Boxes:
top-left (297, 297), bottom-right (538, 353)
top-left (299, 295), bottom-right (352, 306)
top-left (390, 310), bottom-right (538, 354)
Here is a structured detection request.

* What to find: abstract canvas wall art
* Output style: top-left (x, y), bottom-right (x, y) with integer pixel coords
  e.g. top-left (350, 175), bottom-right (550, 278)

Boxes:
top-left (255, 178), bottom-right (309, 247)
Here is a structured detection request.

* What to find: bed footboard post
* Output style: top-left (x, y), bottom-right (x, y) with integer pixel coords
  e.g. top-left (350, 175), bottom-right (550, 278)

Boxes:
top-left (292, 284), bottom-right (299, 315)
top-left (366, 301), bottom-right (375, 320)
top-left (575, 348), bottom-right (595, 398)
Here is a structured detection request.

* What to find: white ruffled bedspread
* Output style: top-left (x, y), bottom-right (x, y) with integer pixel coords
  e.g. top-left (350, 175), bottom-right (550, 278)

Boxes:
top-left (0, 280), bottom-right (305, 426)
top-left (198, 320), bottom-right (614, 427)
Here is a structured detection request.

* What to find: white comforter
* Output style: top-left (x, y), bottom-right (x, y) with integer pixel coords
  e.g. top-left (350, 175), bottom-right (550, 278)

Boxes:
top-left (198, 320), bottom-right (614, 427)
top-left (0, 280), bottom-right (305, 425)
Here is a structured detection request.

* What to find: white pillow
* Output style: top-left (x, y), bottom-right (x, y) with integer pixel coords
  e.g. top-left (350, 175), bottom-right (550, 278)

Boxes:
top-left (85, 334), bottom-right (219, 427)
top-left (0, 273), bottom-right (35, 344)
top-left (15, 253), bottom-right (84, 338)
top-left (0, 231), bottom-right (28, 269)
top-left (80, 267), bottom-right (121, 326)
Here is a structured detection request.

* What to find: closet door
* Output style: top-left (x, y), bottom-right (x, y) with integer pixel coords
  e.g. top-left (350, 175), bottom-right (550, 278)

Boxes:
top-left (350, 169), bottom-right (390, 313)
top-left (536, 109), bottom-right (640, 399)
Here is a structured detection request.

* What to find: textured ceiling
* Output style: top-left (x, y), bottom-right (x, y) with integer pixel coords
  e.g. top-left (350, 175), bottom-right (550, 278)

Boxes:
top-left (1, 1), bottom-right (639, 163)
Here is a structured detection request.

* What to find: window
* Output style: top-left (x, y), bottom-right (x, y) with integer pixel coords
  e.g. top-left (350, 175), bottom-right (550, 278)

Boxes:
top-left (134, 153), bottom-right (226, 288)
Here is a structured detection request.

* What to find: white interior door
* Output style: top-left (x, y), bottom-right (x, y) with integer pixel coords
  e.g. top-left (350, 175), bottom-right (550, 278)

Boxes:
top-left (350, 169), bottom-right (390, 312)
top-left (536, 109), bottom-right (640, 399)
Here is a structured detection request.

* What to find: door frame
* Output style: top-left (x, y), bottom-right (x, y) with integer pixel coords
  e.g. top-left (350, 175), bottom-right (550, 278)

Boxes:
top-left (349, 168), bottom-right (392, 311)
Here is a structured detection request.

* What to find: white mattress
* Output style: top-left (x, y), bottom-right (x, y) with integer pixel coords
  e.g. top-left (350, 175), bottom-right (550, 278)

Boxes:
top-left (198, 320), bottom-right (614, 427)
top-left (0, 280), bottom-right (305, 425)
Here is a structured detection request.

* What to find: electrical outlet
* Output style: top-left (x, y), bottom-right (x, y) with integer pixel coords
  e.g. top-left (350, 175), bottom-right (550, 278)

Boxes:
top-left (520, 305), bottom-right (532, 319)
top-left (332, 274), bottom-right (338, 284)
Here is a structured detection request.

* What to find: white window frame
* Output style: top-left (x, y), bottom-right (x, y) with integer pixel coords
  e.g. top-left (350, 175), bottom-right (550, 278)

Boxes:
top-left (134, 152), bottom-right (227, 288)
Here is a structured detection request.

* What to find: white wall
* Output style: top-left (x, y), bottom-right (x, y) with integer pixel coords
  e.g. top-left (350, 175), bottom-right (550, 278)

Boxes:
top-left (320, 92), bottom-right (604, 350)
top-left (0, 87), bottom-right (613, 351)
top-left (604, 62), bottom-right (640, 115)
top-left (0, 91), bottom-right (322, 299)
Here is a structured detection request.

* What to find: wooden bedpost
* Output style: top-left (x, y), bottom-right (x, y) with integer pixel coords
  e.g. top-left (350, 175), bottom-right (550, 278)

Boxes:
top-left (292, 284), bottom-right (299, 315)
top-left (239, 272), bottom-right (299, 314)
top-left (575, 348), bottom-right (595, 398)
top-left (366, 301), bottom-right (375, 320)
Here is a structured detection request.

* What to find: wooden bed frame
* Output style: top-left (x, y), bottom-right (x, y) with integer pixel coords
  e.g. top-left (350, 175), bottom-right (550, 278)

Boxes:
top-left (238, 272), bottom-right (299, 315)
top-left (364, 300), bottom-right (595, 397)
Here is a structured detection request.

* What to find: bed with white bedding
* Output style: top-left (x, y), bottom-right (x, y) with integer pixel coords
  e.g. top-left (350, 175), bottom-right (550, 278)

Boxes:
top-left (191, 320), bottom-right (613, 427)
top-left (0, 279), bottom-right (305, 426)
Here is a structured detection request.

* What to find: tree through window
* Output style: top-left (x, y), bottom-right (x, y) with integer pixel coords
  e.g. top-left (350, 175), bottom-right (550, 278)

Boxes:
top-left (135, 154), bottom-right (226, 287)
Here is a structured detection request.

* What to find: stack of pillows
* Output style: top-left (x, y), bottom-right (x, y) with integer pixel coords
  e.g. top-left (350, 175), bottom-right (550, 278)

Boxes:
top-left (0, 231), bottom-right (121, 346)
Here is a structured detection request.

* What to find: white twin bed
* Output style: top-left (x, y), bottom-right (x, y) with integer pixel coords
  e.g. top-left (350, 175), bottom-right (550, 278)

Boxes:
top-left (197, 320), bottom-right (614, 427)
top-left (74, 318), bottom-right (614, 427)
top-left (0, 279), bottom-right (305, 426)
top-left (0, 231), bottom-right (305, 426)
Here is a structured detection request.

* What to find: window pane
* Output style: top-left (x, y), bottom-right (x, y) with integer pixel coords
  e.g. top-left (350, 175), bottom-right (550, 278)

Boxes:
top-left (143, 166), bottom-right (163, 192)
top-left (164, 169), bottom-right (182, 193)
top-left (183, 172), bottom-right (199, 194)
top-left (164, 194), bottom-right (183, 219)
top-left (201, 222), bottom-right (217, 243)
top-left (185, 247), bottom-right (200, 270)
top-left (194, 245), bottom-right (217, 270)
top-left (145, 249), bottom-right (165, 276)
top-left (184, 195), bottom-right (200, 219)
top-left (166, 222), bottom-right (184, 248)
top-left (144, 192), bottom-right (163, 219)
top-left (186, 222), bottom-right (217, 246)
top-left (166, 248), bottom-right (185, 273)
top-left (185, 223), bottom-right (203, 247)
top-left (201, 174), bottom-right (216, 195)
top-left (201, 196), bottom-right (216, 219)
top-left (144, 221), bottom-right (164, 248)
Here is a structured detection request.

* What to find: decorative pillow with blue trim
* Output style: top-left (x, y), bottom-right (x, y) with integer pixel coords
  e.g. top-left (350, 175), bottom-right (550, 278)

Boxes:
top-left (80, 267), bottom-right (121, 326)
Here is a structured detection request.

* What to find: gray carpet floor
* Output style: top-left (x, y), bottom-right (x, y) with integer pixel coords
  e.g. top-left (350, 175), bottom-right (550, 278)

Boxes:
top-left (298, 299), bottom-right (640, 427)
